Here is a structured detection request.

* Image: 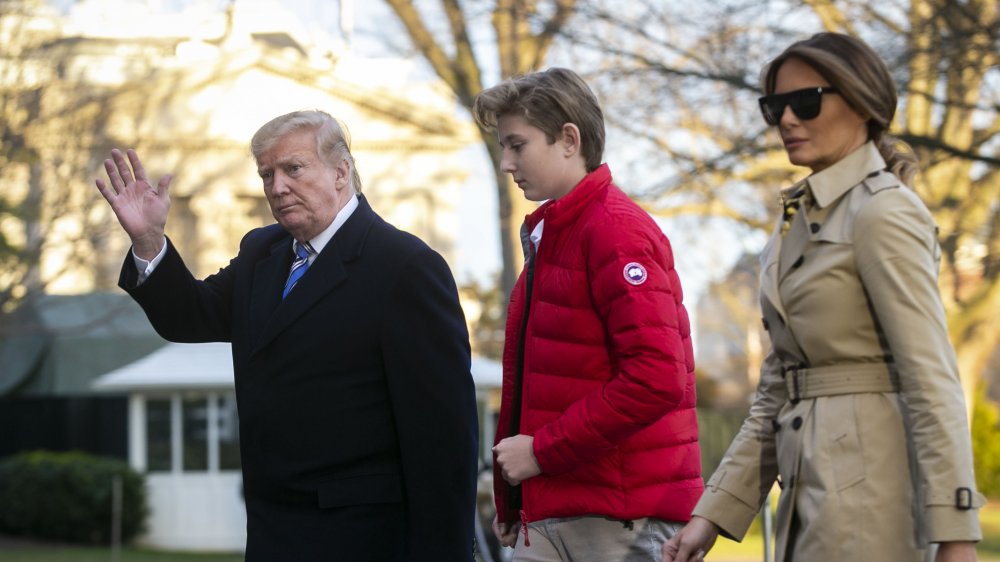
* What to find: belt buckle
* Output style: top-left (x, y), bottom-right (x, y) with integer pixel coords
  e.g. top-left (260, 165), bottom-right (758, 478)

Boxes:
top-left (784, 363), bottom-right (807, 404)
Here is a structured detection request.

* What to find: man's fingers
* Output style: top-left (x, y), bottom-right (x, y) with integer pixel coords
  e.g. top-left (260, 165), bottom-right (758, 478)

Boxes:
top-left (112, 148), bottom-right (135, 185)
top-left (103, 158), bottom-right (125, 193)
top-left (157, 174), bottom-right (172, 198)
top-left (127, 149), bottom-right (147, 183)
top-left (95, 179), bottom-right (116, 204)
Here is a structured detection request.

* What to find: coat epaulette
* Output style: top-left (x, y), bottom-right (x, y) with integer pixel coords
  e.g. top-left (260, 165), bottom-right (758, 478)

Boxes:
top-left (862, 170), bottom-right (901, 194)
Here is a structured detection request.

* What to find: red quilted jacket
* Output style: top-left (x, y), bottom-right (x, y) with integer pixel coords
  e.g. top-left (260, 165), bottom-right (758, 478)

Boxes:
top-left (494, 164), bottom-right (702, 527)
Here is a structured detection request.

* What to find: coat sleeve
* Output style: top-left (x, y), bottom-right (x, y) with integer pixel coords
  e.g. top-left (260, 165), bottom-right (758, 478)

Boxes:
top-left (531, 219), bottom-right (695, 474)
top-left (119, 237), bottom-right (234, 343)
top-left (691, 348), bottom-right (785, 540)
top-left (854, 188), bottom-right (984, 542)
top-left (380, 247), bottom-right (479, 560)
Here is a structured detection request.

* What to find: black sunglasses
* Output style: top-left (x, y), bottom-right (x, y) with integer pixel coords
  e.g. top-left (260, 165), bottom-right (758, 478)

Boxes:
top-left (758, 87), bottom-right (839, 126)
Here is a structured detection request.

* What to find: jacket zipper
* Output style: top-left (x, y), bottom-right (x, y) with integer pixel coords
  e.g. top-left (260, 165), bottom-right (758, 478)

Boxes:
top-left (507, 234), bottom-right (537, 524)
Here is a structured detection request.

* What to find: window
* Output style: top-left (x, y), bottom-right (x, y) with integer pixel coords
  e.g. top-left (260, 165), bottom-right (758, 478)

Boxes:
top-left (146, 398), bottom-right (172, 471)
top-left (182, 396), bottom-right (209, 471)
top-left (141, 392), bottom-right (240, 473)
top-left (217, 394), bottom-right (241, 470)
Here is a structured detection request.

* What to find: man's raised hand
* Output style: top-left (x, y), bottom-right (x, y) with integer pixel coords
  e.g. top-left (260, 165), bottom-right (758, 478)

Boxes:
top-left (95, 148), bottom-right (171, 260)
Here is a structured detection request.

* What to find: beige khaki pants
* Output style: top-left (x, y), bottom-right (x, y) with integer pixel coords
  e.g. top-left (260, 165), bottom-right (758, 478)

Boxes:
top-left (512, 516), bottom-right (683, 562)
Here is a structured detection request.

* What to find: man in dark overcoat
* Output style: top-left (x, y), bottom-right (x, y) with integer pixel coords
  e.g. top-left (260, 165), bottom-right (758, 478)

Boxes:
top-left (95, 110), bottom-right (479, 561)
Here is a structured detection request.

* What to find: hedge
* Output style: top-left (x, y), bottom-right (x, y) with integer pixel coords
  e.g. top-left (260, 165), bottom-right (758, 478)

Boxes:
top-left (0, 450), bottom-right (148, 544)
top-left (973, 388), bottom-right (1000, 498)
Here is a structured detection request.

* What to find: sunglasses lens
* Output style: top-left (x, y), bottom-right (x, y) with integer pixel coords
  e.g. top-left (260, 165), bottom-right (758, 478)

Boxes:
top-left (791, 90), bottom-right (822, 120)
top-left (760, 99), bottom-right (783, 125)
top-left (759, 88), bottom-right (833, 125)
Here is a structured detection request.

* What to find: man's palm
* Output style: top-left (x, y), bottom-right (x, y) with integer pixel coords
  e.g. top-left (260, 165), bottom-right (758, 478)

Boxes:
top-left (95, 148), bottom-right (171, 259)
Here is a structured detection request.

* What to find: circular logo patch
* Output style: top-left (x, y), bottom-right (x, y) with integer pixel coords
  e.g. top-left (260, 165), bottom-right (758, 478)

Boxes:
top-left (623, 262), bottom-right (647, 285)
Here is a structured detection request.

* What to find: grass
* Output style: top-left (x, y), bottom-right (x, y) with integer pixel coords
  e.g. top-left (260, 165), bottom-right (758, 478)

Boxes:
top-left (700, 499), bottom-right (1000, 562)
top-left (3, 501), bottom-right (1000, 562)
top-left (0, 538), bottom-right (243, 562)
top-left (980, 500), bottom-right (1000, 561)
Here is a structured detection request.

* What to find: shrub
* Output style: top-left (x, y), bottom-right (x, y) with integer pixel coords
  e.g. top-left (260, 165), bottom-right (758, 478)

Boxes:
top-left (0, 450), bottom-right (148, 544)
top-left (972, 387), bottom-right (1000, 498)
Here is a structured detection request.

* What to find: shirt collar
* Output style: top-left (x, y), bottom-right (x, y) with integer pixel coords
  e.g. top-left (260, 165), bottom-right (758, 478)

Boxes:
top-left (305, 194), bottom-right (359, 254)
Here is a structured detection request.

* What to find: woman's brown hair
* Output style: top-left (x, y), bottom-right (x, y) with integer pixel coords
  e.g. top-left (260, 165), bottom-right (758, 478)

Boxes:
top-left (762, 32), bottom-right (919, 186)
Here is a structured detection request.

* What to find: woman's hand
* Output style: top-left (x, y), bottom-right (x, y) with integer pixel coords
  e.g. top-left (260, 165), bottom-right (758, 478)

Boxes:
top-left (661, 516), bottom-right (718, 562)
top-left (935, 541), bottom-right (977, 562)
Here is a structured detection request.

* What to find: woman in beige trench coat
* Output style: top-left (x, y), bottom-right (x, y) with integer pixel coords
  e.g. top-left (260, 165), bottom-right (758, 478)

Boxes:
top-left (663, 33), bottom-right (985, 562)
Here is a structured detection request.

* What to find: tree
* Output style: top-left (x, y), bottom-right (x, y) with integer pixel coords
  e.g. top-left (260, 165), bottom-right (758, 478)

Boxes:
top-left (382, 0), bottom-right (577, 302)
top-left (0, 0), bottom-right (125, 319)
top-left (563, 0), bottom-right (1000, 405)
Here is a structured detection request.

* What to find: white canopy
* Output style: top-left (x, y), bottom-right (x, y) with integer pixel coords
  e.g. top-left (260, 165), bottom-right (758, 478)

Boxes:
top-left (93, 342), bottom-right (235, 391)
top-left (94, 342), bottom-right (503, 392)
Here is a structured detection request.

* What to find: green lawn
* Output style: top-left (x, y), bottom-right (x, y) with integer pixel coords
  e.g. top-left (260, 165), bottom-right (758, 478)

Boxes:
top-left (2, 501), bottom-right (999, 562)
top-left (702, 499), bottom-right (1000, 562)
top-left (0, 541), bottom-right (243, 562)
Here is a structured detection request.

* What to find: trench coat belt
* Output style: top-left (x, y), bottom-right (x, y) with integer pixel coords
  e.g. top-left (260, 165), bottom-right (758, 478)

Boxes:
top-left (784, 363), bottom-right (899, 402)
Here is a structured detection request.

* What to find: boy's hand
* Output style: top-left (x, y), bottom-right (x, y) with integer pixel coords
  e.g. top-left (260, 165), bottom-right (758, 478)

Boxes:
top-left (492, 515), bottom-right (520, 547)
top-left (493, 434), bottom-right (541, 485)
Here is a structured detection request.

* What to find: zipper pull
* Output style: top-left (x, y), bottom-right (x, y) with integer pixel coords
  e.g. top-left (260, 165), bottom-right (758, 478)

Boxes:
top-left (520, 509), bottom-right (530, 547)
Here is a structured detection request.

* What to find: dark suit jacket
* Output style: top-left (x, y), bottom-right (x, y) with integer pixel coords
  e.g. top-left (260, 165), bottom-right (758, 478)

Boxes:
top-left (120, 195), bottom-right (478, 561)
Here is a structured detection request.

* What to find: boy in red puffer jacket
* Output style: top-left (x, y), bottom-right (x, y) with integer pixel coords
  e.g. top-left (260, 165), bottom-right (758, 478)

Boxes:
top-left (473, 67), bottom-right (703, 562)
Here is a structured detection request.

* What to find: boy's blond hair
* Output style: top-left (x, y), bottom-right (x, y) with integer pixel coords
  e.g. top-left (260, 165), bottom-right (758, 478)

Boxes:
top-left (474, 67), bottom-right (605, 172)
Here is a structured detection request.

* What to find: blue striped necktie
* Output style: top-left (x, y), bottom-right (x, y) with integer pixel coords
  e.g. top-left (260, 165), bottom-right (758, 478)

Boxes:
top-left (282, 241), bottom-right (314, 299)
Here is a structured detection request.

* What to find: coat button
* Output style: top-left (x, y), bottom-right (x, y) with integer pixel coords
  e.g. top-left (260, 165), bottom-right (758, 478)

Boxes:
top-left (810, 223), bottom-right (821, 234)
top-left (792, 416), bottom-right (803, 430)
top-left (792, 256), bottom-right (804, 268)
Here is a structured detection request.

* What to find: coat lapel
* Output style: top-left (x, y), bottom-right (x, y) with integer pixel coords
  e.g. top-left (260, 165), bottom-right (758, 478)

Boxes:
top-left (248, 237), bottom-right (293, 350)
top-left (249, 196), bottom-right (378, 356)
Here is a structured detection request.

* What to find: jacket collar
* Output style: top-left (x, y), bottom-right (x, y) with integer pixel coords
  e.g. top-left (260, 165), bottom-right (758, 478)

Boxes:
top-left (784, 141), bottom-right (887, 210)
top-left (524, 164), bottom-right (612, 231)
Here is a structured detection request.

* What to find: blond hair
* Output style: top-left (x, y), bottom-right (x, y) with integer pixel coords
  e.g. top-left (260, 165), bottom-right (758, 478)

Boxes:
top-left (250, 110), bottom-right (362, 193)
top-left (474, 67), bottom-right (605, 172)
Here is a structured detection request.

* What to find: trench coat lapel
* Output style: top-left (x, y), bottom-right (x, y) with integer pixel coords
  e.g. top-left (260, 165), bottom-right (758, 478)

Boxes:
top-left (249, 196), bottom-right (376, 356)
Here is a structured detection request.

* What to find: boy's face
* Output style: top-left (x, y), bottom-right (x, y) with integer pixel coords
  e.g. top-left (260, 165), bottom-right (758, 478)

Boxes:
top-left (497, 114), bottom-right (585, 202)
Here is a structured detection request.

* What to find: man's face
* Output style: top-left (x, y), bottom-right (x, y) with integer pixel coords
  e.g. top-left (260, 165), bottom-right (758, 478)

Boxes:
top-left (257, 129), bottom-right (351, 242)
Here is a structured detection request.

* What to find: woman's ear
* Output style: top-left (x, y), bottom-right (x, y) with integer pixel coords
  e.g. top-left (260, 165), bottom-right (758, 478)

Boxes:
top-left (560, 123), bottom-right (582, 158)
